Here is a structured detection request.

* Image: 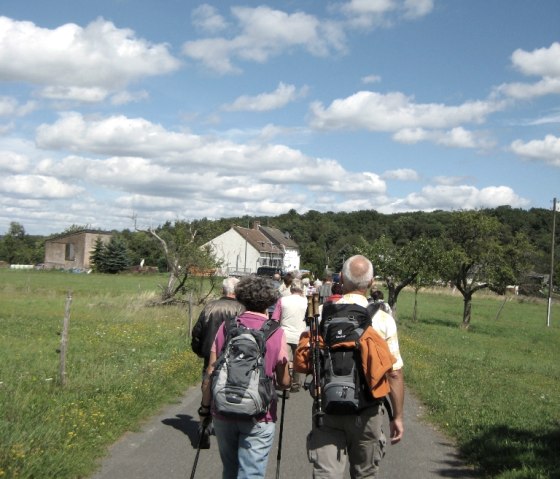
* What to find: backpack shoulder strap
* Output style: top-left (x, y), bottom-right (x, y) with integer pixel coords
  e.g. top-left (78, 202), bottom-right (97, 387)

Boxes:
top-left (260, 319), bottom-right (281, 340)
top-left (366, 302), bottom-right (381, 319)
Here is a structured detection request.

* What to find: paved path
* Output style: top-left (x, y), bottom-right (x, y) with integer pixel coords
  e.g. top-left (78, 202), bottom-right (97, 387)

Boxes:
top-left (91, 386), bottom-right (479, 478)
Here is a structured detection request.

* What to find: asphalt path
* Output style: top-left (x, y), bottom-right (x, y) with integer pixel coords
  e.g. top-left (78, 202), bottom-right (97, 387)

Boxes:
top-left (91, 386), bottom-right (479, 479)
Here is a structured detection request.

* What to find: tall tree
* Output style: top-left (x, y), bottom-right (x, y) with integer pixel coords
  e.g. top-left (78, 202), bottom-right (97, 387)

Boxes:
top-left (99, 236), bottom-right (130, 274)
top-left (442, 211), bottom-right (532, 328)
top-left (134, 218), bottom-right (218, 304)
top-left (89, 236), bottom-right (107, 273)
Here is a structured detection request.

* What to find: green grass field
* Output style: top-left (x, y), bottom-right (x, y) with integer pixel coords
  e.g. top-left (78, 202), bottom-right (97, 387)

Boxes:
top-left (0, 269), bottom-right (204, 478)
top-left (0, 269), bottom-right (559, 478)
top-left (397, 289), bottom-right (560, 479)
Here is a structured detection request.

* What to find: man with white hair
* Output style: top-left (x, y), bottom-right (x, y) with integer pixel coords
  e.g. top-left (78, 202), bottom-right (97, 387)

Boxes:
top-left (191, 277), bottom-right (245, 373)
top-left (305, 255), bottom-right (404, 478)
top-left (191, 276), bottom-right (245, 449)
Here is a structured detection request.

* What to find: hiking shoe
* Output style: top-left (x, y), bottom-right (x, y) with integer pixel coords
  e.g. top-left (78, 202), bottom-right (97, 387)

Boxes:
top-left (290, 384), bottom-right (301, 393)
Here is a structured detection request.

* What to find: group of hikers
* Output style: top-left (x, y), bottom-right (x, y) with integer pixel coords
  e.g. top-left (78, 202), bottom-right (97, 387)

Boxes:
top-left (190, 255), bottom-right (404, 479)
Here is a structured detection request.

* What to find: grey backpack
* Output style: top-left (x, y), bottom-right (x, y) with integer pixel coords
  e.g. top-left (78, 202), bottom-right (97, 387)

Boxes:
top-left (211, 317), bottom-right (280, 418)
top-left (319, 302), bottom-right (381, 414)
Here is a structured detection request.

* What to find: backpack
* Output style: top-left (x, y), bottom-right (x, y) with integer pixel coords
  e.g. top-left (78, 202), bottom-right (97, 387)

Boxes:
top-left (318, 302), bottom-right (381, 415)
top-left (211, 317), bottom-right (280, 418)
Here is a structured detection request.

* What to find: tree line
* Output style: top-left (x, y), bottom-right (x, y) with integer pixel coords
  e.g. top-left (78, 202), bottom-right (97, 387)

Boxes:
top-left (0, 205), bottom-right (557, 326)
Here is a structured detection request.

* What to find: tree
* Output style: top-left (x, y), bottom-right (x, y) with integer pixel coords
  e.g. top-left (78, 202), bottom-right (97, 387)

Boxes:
top-left (442, 211), bottom-right (533, 328)
top-left (89, 235), bottom-right (129, 274)
top-left (357, 235), bottom-right (418, 318)
top-left (89, 236), bottom-right (107, 273)
top-left (134, 218), bottom-right (219, 304)
top-left (0, 222), bottom-right (42, 264)
top-left (408, 237), bottom-right (450, 321)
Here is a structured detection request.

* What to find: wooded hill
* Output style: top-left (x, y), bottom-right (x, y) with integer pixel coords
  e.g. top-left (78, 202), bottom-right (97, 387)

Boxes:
top-left (1, 205), bottom-right (557, 289)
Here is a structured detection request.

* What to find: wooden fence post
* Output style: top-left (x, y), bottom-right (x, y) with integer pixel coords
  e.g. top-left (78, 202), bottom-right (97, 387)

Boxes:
top-left (188, 291), bottom-right (193, 336)
top-left (59, 290), bottom-right (72, 387)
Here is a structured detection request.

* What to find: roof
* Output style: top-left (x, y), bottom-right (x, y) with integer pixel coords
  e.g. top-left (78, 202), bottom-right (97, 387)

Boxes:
top-left (45, 229), bottom-right (112, 242)
top-left (259, 226), bottom-right (299, 249)
top-left (233, 226), bottom-right (283, 254)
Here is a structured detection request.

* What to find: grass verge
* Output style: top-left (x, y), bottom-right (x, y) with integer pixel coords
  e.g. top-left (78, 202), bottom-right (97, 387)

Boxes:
top-left (397, 289), bottom-right (560, 479)
top-left (0, 269), bottom-right (204, 478)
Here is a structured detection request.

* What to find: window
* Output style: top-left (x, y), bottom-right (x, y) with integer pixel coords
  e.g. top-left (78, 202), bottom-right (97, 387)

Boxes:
top-left (65, 243), bottom-right (75, 261)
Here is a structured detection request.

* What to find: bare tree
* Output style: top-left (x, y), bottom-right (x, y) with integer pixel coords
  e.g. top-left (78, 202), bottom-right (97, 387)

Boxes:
top-left (133, 216), bottom-right (218, 305)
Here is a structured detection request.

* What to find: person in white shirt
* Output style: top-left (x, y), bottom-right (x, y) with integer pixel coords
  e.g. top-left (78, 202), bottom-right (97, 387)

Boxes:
top-left (271, 278), bottom-right (308, 392)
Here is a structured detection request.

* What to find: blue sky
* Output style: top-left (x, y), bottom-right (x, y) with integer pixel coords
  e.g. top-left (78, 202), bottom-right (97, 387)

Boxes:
top-left (0, 0), bottom-right (559, 235)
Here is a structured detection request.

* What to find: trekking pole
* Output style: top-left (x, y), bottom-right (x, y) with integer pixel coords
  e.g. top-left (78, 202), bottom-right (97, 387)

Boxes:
top-left (190, 420), bottom-right (209, 479)
top-left (275, 389), bottom-right (287, 479)
top-left (308, 294), bottom-right (324, 428)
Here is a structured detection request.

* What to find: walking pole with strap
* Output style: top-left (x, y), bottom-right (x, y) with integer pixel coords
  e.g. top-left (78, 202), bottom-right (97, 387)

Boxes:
top-left (308, 293), bottom-right (324, 428)
top-left (190, 416), bottom-right (210, 479)
top-left (275, 389), bottom-right (287, 479)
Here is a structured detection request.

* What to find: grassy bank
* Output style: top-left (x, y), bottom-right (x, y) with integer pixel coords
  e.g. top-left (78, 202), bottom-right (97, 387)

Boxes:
top-left (396, 289), bottom-right (560, 479)
top-left (1, 270), bottom-right (559, 478)
top-left (0, 269), bottom-right (204, 478)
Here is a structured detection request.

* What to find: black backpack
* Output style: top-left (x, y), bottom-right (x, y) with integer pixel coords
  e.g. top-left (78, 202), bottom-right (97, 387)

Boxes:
top-left (319, 302), bottom-right (381, 415)
top-left (211, 317), bottom-right (280, 418)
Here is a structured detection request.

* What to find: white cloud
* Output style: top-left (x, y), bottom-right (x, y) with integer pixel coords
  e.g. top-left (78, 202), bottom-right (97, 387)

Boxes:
top-left (362, 74), bottom-right (382, 84)
top-left (382, 168), bottom-right (419, 181)
top-left (182, 6), bottom-right (346, 74)
top-left (510, 134), bottom-right (560, 167)
top-left (0, 174), bottom-right (83, 198)
top-left (339, 0), bottom-right (433, 28)
top-left (0, 151), bottom-right (29, 173)
top-left (110, 90), bottom-right (149, 106)
top-left (433, 176), bottom-right (471, 186)
top-left (395, 185), bottom-right (529, 211)
top-left (0, 96), bottom-right (36, 117)
top-left (0, 16), bottom-right (180, 99)
top-left (192, 4), bottom-right (228, 33)
top-left (310, 91), bottom-right (502, 139)
top-left (222, 83), bottom-right (308, 112)
top-left (495, 42), bottom-right (560, 99)
top-left (512, 42), bottom-right (560, 78)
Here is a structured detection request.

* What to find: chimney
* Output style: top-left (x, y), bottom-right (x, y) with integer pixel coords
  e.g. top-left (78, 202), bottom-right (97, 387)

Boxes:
top-left (253, 221), bottom-right (260, 230)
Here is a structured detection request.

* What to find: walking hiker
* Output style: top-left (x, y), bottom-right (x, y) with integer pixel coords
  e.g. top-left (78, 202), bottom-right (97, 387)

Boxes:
top-left (295, 255), bottom-right (405, 479)
top-left (272, 278), bottom-right (308, 394)
top-left (191, 277), bottom-right (245, 447)
top-left (200, 275), bottom-right (291, 479)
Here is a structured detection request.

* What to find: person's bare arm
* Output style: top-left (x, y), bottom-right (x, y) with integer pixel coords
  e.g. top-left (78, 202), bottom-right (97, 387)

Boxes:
top-left (275, 360), bottom-right (291, 390)
top-left (387, 368), bottom-right (404, 444)
top-left (201, 351), bottom-right (217, 407)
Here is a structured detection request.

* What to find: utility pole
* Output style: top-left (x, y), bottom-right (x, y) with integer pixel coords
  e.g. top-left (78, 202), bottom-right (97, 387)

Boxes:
top-left (547, 197), bottom-right (557, 327)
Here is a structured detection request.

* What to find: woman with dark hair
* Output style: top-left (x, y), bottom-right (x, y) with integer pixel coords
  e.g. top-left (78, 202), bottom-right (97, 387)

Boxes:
top-left (200, 275), bottom-right (291, 479)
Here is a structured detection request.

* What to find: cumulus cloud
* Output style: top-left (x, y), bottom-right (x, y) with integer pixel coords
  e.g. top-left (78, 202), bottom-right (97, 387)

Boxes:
top-left (338, 0), bottom-right (434, 28)
top-left (361, 74), bottom-right (381, 84)
top-left (182, 6), bottom-right (346, 74)
top-left (0, 174), bottom-right (83, 198)
top-left (192, 4), bottom-right (228, 33)
top-left (510, 134), bottom-right (560, 167)
top-left (0, 96), bottom-right (36, 117)
top-left (309, 91), bottom-right (501, 149)
top-left (0, 151), bottom-right (29, 173)
top-left (222, 83), bottom-right (308, 112)
top-left (310, 91), bottom-right (501, 131)
top-left (394, 185), bottom-right (529, 211)
top-left (382, 168), bottom-right (419, 181)
top-left (0, 16), bottom-right (180, 100)
top-left (495, 42), bottom-right (560, 99)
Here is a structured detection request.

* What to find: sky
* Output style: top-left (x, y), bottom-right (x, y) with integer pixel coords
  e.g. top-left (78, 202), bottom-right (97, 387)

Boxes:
top-left (0, 0), bottom-right (559, 235)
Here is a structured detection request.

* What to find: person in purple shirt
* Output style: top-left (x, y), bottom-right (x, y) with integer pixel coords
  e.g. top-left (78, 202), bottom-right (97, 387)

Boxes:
top-left (200, 275), bottom-right (291, 479)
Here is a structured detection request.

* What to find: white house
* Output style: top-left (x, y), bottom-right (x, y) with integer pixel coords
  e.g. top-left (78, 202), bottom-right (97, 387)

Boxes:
top-left (205, 221), bottom-right (300, 276)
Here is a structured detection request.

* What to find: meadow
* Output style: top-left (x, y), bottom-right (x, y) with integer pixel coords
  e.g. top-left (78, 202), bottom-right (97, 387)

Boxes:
top-left (0, 269), bottom-right (559, 478)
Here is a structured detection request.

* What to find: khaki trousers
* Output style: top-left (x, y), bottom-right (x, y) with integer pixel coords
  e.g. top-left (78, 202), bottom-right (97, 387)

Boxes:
top-left (307, 404), bottom-right (386, 479)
